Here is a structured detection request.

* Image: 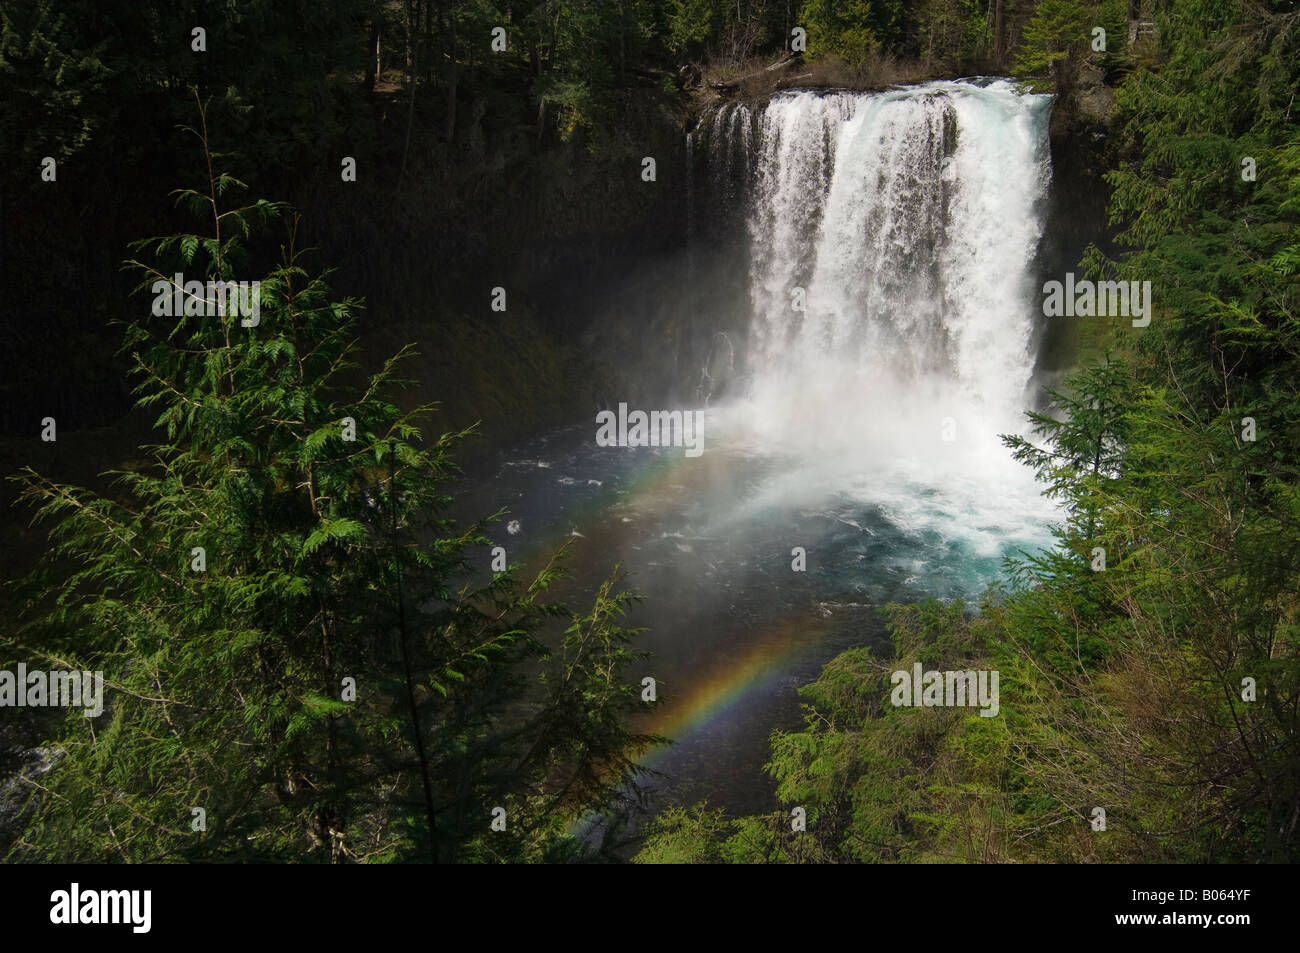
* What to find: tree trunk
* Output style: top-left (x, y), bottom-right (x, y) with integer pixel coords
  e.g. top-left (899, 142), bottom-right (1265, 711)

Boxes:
top-left (619, 0), bottom-right (626, 85)
top-left (445, 6), bottom-right (457, 142)
top-left (994, 0), bottom-right (1006, 70)
top-left (365, 20), bottom-right (380, 90)
top-left (399, 0), bottom-right (418, 184)
top-left (425, 0), bottom-right (433, 84)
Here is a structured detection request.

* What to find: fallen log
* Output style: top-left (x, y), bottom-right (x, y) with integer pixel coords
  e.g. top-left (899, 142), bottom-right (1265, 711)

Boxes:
top-left (709, 52), bottom-right (803, 94)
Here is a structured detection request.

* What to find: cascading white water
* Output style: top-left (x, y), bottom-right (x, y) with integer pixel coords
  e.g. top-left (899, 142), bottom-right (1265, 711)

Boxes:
top-left (706, 79), bottom-right (1058, 555)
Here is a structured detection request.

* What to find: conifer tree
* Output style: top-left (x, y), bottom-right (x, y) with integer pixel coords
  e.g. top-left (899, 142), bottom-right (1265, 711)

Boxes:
top-left (4, 99), bottom-right (660, 863)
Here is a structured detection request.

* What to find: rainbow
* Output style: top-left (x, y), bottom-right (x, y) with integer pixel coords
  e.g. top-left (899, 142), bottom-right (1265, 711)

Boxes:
top-left (484, 430), bottom-right (841, 840)
top-left (494, 438), bottom-right (826, 766)
top-left (635, 613), bottom-right (822, 770)
top-left (563, 611), bottom-right (826, 843)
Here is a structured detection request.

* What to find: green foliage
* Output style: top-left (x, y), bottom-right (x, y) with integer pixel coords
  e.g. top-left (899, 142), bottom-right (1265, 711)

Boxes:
top-left (520, 0), bottom-right (661, 148)
top-left (1012, 0), bottom-right (1091, 75)
top-left (914, 0), bottom-right (994, 68)
top-left (800, 0), bottom-right (909, 65)
top-left (636, 602), bottom-right (1022, 864)
top-left (2, 104), bottom-right (659, 863)
top-left (0, 0), bottom-right (112, 169)
top-left (634, 804), bottom-right (731, 863)
top-left (666, 0), bottom-right (719, 60)
top-left (1093, 0), bottom-right (1129, 66)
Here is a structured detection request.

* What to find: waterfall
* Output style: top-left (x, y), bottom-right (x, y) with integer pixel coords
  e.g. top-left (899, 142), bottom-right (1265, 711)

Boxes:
top-left (742, 79), bottom-right (1051, 416)
top-left (700, 79), bottom-right (1057, 546)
